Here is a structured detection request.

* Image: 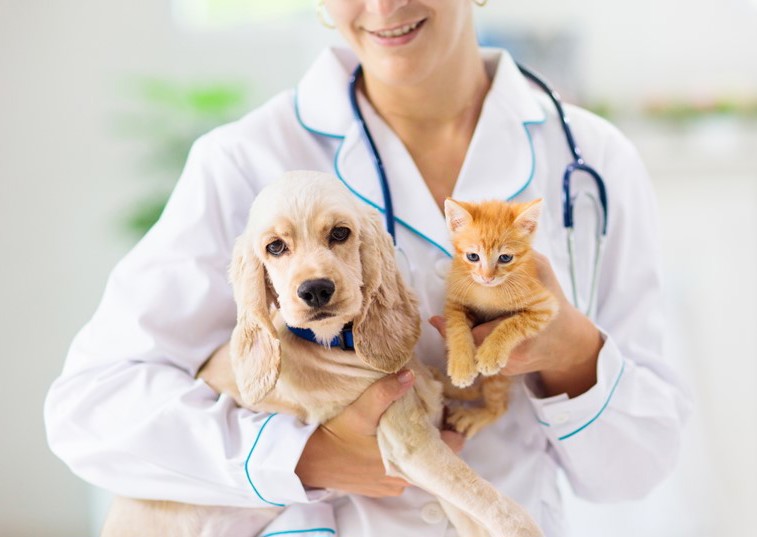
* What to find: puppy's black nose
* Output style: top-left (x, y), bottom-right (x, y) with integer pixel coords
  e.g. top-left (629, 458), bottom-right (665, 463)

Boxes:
top-left (297, 279), bottom-right (335, 308)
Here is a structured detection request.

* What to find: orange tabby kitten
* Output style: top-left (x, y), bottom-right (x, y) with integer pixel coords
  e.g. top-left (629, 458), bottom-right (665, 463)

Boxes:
top-left (442, 198), bottom-right (558, 437)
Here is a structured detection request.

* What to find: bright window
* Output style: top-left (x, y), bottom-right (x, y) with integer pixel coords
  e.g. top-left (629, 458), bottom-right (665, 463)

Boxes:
top-left (173, 0), bottom-right (313, 29)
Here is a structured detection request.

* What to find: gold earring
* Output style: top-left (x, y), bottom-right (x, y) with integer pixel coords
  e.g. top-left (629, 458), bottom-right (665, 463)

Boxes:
top-left (317, 0), bottom-right (336, 29)
top-left (472, 0), bottom-right (489, 6)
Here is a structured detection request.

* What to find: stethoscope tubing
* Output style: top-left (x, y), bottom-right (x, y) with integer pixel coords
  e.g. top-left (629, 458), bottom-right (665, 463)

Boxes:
top-left (517, 64), bottom-right (609, 236)
top-left (347, 62), bottom-right (609, 318)
top-left (348, 65), bottom-right (397, 244)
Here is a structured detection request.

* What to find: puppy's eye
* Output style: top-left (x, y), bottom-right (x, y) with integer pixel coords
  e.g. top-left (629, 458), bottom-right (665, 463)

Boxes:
top-left (266, 239), bottom-right (287, 256)
top-left (498, 254), bottom-right (514, 264)
top-left (330, 226), bottom-right (351, 243)
top-left (466, 252), bottom-right (479, 262)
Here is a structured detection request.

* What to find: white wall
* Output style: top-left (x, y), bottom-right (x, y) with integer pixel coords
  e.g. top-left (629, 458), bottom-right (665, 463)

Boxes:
top-left (562, 120), bottom-right (757, 536)
top-left (1, 1), bottom-right (755, 535)
top-left (479, 0), bottom-right (757, 105)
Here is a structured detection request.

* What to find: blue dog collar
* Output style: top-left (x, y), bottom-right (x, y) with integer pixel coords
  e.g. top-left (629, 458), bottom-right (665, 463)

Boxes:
top-left (287, 323), bottom-right (355, 351)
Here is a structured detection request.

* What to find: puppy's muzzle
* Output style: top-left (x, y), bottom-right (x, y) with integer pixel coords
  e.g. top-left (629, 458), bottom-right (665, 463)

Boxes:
top-left (297, 278), bottom-right (336, 308)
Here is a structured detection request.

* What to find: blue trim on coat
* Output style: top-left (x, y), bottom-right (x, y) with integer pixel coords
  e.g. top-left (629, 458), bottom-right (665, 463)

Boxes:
top-left (296, 96), bottom-right (454, 258)
top-left (294, 90), bottom-right (547, 260)
top-left (261, 529), bottom-right (336, 537)
top-left (332, 139), bottom-right (454, 258)
top-left (506, 119), bottom-right (546, 201)
top-left (293, 90), bottom-right (344, 139)
top-left (244, 413), bottom-right (286, 507)
top-left (536, 360), bottom-right (626, 440)
top-left (557, 360), bottom-right (626, 441)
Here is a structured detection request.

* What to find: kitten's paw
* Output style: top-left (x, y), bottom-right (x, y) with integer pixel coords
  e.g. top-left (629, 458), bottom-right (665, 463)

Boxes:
top-left (448, 342), bottom-right (478, 387)
top-left (447, 407), bottom-right (499, 438)
top-left (448, 359), bottom-right (478, 388)
top-left (475, 342), bottom-right (512, 376)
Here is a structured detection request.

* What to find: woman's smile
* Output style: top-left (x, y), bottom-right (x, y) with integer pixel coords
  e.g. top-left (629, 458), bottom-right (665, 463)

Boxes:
top-left (366, 18), bottom-right (426, 46)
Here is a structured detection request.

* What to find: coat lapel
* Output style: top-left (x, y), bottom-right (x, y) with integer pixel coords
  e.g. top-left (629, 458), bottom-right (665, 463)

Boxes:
top-left (295, 48), bottom-right (357, 138)
top-left (453, 50), bottom-right (547, 203)
top-left (337, 93), bottom-right (455, 255)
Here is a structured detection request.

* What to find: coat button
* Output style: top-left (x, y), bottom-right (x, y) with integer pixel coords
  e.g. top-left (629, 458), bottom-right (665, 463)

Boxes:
top-left (435, 258), bottom-right (451, 279)
top-left (420, 501), bottom-right (446, 524)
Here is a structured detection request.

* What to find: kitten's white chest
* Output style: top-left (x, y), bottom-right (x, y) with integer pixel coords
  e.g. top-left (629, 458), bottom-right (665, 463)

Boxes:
top-left (465, 285), bottom-right (512, 322)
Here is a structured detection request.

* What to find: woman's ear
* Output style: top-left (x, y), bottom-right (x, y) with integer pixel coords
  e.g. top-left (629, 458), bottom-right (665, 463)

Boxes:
top-left (353, 210), bottom-right (420, 373)
top-left (228, 235), bottom-right (280, 406)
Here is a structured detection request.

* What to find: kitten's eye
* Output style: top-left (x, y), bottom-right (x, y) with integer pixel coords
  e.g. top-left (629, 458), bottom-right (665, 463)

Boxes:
top-left (266, 239), bottom-right (287, 256)
top-left (498, 254), bottom-right (514, 264)
top-left (329, 226), bottom-right (351, 243)
top-left (466, 252), bottom-right (480, 262)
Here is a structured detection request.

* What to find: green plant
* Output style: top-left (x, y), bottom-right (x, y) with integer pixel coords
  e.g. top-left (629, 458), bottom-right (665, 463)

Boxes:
top-left (644, 98), bottom-right (757, 123)
top-left (116, 78), bottom-right (252, 237)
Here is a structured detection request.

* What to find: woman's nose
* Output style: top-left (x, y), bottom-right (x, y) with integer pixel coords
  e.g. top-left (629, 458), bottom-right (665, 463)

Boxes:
top-left (364, 0), bottom-right (410, 17)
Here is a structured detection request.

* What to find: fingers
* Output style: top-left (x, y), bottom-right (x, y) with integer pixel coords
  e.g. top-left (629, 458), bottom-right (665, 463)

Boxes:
top-left (341, 369), bottom-right (415, 435)
top-left (195, 342), bottom-right (246, 405)
top-left (430, 315), bottom-right (507, 347)
top-left (428, 315), bottom-right (446, 337)
top-left (361, 480), bottom-right (411, 498)
top-left (532, 251), bottom-right (568, 301)
top-left (532, 251), bottom-right (555, 283)
top-left (297, 370), bottom-right (423, 497)
top-left (372, 475), bottom-right (412, 497)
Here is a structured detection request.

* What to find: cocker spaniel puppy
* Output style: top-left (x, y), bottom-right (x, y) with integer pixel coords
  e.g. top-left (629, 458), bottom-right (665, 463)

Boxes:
top-left (102, 171), bottom-right (541, 537)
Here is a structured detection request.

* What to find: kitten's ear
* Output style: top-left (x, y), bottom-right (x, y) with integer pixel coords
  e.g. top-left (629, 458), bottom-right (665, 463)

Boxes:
top-left (444, 198), bottom-right (472, 233)
top-left (514, 198), bottom-right (543, 235)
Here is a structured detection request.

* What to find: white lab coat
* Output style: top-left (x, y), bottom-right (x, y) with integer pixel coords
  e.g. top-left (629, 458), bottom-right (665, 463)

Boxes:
top-left (45, 48), bottom-right (690, 537)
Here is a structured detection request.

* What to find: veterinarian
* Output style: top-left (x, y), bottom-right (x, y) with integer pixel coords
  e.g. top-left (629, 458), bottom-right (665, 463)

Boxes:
top-left (45, 1), bottom-right (690, 536)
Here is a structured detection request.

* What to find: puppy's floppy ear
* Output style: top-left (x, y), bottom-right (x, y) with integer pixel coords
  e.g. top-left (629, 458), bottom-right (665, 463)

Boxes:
top-left (353, 210), bottom-right (421, 373)
top-left (228, 234), bottom-right (280, 407)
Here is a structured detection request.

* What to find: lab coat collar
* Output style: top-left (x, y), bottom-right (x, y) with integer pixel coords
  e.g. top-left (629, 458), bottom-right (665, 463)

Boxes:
top-left (296, 47), bottom-right (547, 257)
top-left (296, 47), bottom-right (545, 138)
top-left (295, 48), bottom-right (359, 138)
top-left (479, 47), bottom-right (547, 126)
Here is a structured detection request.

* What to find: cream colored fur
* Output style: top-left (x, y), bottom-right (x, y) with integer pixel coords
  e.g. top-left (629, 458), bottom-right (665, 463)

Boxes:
top-left (102, 171), bottom-right (542, 537)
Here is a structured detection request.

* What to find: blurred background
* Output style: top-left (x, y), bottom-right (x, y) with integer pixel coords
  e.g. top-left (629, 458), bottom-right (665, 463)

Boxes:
top-left (1, 0), bottom-right (755, 535)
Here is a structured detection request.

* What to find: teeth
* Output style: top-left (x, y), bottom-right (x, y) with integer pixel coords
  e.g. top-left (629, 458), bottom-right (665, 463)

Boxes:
top-left (374, 21), bottom-right (420, 38)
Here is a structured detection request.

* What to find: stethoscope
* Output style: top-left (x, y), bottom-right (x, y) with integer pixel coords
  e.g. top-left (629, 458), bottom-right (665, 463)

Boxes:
top-left (348, 63), bottom-right (609, 318)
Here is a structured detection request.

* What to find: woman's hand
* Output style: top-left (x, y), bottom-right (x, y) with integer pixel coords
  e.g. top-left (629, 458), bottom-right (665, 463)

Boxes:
top-left (295, 370), bottom-right (465, 497)
top-left (197, 343), bottom-right (244, 406)
top-left (430, 252), bottom-right (603, 398)
top-left (199, 348), bottom-right (465, 497)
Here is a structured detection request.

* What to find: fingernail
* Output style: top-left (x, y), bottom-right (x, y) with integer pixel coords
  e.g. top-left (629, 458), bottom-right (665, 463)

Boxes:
top-left (397, 369), bottom-right (414, 384)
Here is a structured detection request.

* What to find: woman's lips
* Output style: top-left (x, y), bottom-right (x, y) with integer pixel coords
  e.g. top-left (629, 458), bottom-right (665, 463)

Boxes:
top-left (367, 19), bottom-right (426, 46)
